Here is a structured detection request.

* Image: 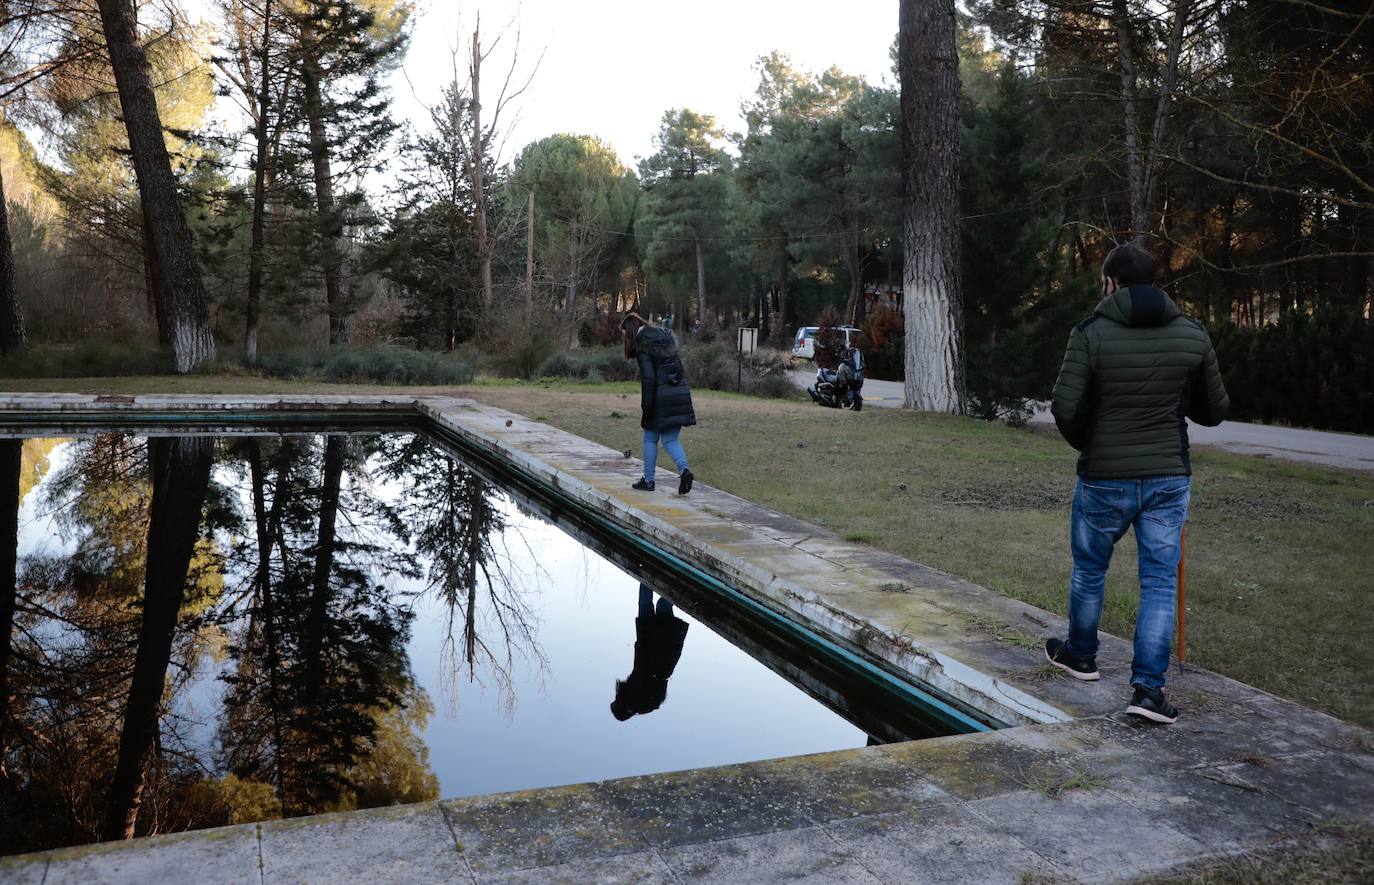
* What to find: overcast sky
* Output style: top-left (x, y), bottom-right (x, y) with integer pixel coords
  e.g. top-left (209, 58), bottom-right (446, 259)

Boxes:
top-left (393, 0), bottom-right (900, 171)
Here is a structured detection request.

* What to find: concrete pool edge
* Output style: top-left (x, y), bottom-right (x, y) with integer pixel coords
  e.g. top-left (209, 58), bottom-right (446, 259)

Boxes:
top-left (0, 392), bottom-right (1371, 884)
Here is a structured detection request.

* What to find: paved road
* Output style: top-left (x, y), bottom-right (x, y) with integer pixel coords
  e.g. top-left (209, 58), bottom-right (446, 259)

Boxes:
top-left (787, 367), bottom-right (1374, 472)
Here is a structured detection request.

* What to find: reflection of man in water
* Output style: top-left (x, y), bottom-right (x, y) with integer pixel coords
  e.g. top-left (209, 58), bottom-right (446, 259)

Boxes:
top-left (610, 585), bottom-right (689, 721)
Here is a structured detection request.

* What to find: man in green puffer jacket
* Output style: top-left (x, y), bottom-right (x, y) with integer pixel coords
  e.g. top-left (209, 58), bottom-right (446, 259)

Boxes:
top-left (1045, 243), bottom-right (1229, 724)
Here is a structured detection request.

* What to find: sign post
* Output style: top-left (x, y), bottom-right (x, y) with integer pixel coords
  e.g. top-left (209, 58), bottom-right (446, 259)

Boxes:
top-left (737, 327), bottom-right (758, 391)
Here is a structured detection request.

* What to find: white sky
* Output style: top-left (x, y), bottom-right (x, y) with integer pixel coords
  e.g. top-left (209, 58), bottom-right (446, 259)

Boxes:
top-left (394, 0), bottom-right (900, 171)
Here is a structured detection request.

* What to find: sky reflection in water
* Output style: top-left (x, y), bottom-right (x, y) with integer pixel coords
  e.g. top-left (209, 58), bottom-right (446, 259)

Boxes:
top-left (1, 432), bottom-right (864, 855)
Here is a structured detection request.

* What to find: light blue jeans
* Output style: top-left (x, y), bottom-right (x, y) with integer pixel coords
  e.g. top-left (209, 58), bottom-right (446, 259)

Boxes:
top-left (1067, 476), bottom-right (1190, 690)
top-left (643, 428), bottom-right (688, 483)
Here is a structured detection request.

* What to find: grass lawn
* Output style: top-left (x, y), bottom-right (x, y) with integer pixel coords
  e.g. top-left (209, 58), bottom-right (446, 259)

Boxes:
top-left (3, 374), bottom-right (1372, 730)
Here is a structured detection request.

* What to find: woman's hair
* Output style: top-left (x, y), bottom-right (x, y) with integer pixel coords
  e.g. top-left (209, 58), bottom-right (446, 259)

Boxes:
top-left (620, 312), bottom-right (648, 359)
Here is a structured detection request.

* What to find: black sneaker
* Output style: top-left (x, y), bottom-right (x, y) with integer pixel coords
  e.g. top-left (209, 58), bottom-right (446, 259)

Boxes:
top-left (678, 469), bottom-right (694, 495)
top-left (632, 478), bottom-right (655, 491)
top-left (1126, 685), bottom-right (1179, 724)
top-left (1045, 638), bottom-right (1100, 681)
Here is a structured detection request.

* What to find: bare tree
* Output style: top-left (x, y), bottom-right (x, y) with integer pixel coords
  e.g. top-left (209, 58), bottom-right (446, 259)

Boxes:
top-left (899, 0), bottom-right (965, 413)
top-left (1113, 0), bottom-right (1194, 242)
top-left (450, 10), bottom-right (541, 315)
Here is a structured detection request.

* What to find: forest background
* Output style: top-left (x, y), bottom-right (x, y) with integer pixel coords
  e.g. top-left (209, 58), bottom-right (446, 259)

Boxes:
top-left (0, 0), bottom-right (1371, 431)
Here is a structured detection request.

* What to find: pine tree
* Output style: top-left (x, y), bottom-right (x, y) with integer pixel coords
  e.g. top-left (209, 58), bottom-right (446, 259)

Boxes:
top-left (638, 109), bottom-right (731, 332)
top-left (900, 0), bottom-right (966, 413)
top-left (94, 0), bottom-right (215, 372)
top-left (277, 0), bottom-right (408, 344)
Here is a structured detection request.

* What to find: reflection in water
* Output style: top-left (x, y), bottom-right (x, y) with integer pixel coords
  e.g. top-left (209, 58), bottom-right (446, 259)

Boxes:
top-left (612, 585), bottom-right (689, 721)
top-left (0, 431), bottom-right (903, 858)
top-left (0, 440), bottom-right (21, 843)
top-left (105, 436), bottom-right (214, 840)
top-left (375, 435), bottom-right (544, 716)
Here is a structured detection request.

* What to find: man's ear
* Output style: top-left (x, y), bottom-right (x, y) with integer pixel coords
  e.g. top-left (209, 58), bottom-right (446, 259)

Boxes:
top-left (1103, 276), bottom-right (1119, 295)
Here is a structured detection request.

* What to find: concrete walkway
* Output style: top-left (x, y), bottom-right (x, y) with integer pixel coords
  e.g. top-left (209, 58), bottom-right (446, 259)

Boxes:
top-left (0, 393), bottom-right (1371, 884)
top-left (788, 368), bottom-right (1374, 472)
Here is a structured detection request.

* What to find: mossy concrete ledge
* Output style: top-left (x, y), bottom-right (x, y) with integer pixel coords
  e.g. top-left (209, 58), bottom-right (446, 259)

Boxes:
top-left (0, 393), bottom-right (1371, 884)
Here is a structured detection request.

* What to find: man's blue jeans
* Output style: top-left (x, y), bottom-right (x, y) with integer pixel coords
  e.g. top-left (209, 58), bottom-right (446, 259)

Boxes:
top-left (1067, 476), bottom-right (1190, 690)
top-left (643, 427), bottom-right (688, 483)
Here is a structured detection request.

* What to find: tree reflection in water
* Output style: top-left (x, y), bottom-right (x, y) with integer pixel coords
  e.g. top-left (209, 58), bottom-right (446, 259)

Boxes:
top-left (377, 434), bottom-right (547, 717)
top-left (0, 432), bottom-right (537, 856)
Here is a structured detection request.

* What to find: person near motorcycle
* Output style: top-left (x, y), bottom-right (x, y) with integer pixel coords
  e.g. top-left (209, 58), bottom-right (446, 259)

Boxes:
top-left (835, 345), bottom-right (862, 389)
top-left (808, 342), bottom-right (865, 410)
top-left (621, 312), bottom-right (696, 494)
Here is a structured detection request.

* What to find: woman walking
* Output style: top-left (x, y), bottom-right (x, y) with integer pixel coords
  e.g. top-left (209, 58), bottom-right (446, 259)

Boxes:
top-left (621, 312), bottom-right (695, 494)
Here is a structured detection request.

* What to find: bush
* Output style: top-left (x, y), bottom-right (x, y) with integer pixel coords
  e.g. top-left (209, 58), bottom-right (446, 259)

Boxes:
top-left (538, 351), bottom-right (594, 380)
top-left (680, 342), bottom-right (798, 399)
top-left (536, 346), bottom-right (639, 382)
top-left (1211, 309), bottom-right (1373, 433)
top-left (966, 333), bottom-right (1038, 427)
top-left (487, 332), bottom-right (558, 380)
top-left (0, 341), bottom-right (174, 377)
top-left (578, 313), bottom-right (623, 347)
top-left (813, 304), bottom-right (844, 369)
top-left (250, 345), bottom-right (477, 385)
top-left (863, 307), bottom-right (904, 382)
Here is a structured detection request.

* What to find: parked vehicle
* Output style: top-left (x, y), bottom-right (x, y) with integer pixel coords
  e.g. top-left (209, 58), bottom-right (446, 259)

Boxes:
top-left (807, 347), bottom-right (865, 411)
top-left (791, 325), bottom-right (863, 361)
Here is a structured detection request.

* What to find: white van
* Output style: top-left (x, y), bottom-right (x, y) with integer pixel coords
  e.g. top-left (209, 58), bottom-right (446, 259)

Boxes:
top-left (791, 325), bottom-right (863, 361)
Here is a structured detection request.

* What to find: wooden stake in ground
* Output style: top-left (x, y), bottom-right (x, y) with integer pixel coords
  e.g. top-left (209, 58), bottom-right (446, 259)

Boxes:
top-left (1176, 526), bottom-right (1187, 662)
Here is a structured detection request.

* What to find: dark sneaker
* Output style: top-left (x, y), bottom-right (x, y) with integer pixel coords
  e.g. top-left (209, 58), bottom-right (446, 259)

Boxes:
top-left (678, 469), bottom-right (694, 495)
top-left (1126, 685), bottom-right (1179, 724)
top-left (632, 478), bottom-right (655, 491)
top-left (1045, 638), bottom-right (1100, 681)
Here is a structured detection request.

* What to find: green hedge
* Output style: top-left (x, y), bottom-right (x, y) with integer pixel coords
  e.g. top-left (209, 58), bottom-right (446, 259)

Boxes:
top-left (1211, 310), bottom-right (1373, 433)
top-left (247, 345), bottom-right (478, 385)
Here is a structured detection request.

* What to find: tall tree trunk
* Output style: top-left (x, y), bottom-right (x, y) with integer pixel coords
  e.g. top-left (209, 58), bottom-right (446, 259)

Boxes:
top-left (1112, 0), bottom-right (1148, 242)
top-left (95, 0), bottom-right (214, 372)
top-left (0, 439), bottom-right (21, 804)
top-left (470, 23), bottom-right (493, 310)
top-left (525, 190), bottom-right (535, 326)
top-left (103, 436), bottom-right (213, 840)
top-left (245, 0), bottom-right (274, 361)
top-left (140, 205), bottom-right (170, 346)
top-left (302, 435), bottom-right (344, 706)
top-left (0, 167), bottom-right (27, 355)
top-left (694, 236), bottom-right (707, 333)
top-left (899, 0), bottom-right (966, 414)
top-left (1140, 0), bottom-right (1189, 234)
top-left (774, 235), bottom-right (791, 345)
top-left (248, 440), bottom-right (291, 816)
top-left (565, 220), bottom-right (578, 318)
top-left (300, 40), bottom-right (347, 344)
top-left (844, 233), bottom-right (866, 326)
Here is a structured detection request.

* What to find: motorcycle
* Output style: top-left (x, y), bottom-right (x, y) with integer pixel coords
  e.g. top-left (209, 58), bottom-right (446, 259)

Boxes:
top-left (807, 347), bottom-right (865, 411)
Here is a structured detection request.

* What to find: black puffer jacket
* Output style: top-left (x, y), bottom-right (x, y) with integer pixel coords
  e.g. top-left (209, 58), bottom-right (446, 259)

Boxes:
top-left (635, 327), bottom-right (696, 432)
top-left (1051, 286), bottom-right (1230, 479)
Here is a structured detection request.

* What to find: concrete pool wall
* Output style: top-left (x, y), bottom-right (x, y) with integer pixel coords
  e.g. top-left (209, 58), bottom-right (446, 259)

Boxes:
top-left (0, 392), bottom-right (1371, 884)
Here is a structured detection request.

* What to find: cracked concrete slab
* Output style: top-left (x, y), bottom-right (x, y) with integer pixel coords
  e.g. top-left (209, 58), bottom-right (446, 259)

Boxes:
top-left (440, 783), bottom-right (648, 874)
top-left (966, 788), bottom-right (1209, 879)
top-left (39, 822), bottom-right (261, 885)
top-left (258, 802), bottom-right (471, 885)
top-left (475, 850), bottom-right (677, 884)
top-left (660, 826), bottom-right (883, 885)
top-left (824, 802), bottom-right (1063, 884)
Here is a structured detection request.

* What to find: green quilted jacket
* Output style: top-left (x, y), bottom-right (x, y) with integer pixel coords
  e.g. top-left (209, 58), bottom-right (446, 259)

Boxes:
top-left (1051, 286), bottom-right (1230, 479)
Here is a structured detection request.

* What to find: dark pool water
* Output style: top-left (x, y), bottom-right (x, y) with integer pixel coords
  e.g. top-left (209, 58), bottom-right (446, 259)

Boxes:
top-left (0, 431), bottom-right (882, 855)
